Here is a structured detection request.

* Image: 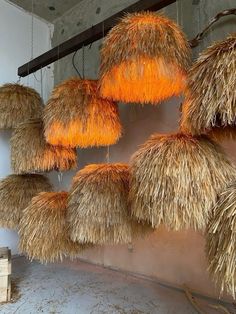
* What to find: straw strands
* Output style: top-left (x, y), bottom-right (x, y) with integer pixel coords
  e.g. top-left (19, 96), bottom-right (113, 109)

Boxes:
top-left (130, 133), bottom-right (236, 230)
top-left (0, 174), bottom-right (52, 230)
top-left (68, 164), bottom-right (152, 245)
top-left (99, 12), bottom-right (191, 104)
top-left (181, 34), bottom-right (236, 139)
top-left (19, 192), bottom-right (88, 263)
top-left (11, 119), bottom-right (77, 174)
top-left (206, 182), bottom-right (236, 298)
top-left (0, 83), bottom-right (43, 129)
top-left (43, 79), bottom-right (122, 148)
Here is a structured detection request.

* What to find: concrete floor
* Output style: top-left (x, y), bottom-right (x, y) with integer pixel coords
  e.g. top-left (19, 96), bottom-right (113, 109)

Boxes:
top-left (0, 257), bottom-right (233, 314)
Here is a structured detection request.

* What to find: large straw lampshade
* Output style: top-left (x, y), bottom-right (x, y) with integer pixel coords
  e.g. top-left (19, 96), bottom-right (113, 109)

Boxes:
top-left (130, 133), bottom-right (236, 230)
top-left (68, 164), bottom-right (151, 245)
top-left (43, 79), bottom-right (122, 148)
top-left (0, 83), bottom-right (43, 129)
top-left (19, 192), bottom-right (88, 263)
top-left (181, 34), bottom-right (236, 139)
top-left (11, 119), bottom-right (77, 174)
top-left (99, 12), bottom-right (191, 104)
top-left (0, 174), bottom-right (52, 230)
top-left (206, 182), bottom-right (236, 298)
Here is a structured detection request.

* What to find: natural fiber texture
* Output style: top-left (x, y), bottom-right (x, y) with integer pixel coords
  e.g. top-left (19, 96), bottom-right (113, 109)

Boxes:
top-left (99, 12), bottom-right (191, 104)
top-left (68, 163), bottom-right (152, 245)
top-left (0, 83), bottom-right (43, 129)
top-left (19, 192), bottom-right (88, 263)
top-left (0, 174), bottom-right (52, 230)
top-left (11, 118), bottom-right (77, 174)
top-left (206, 182), bottom-right (236, 298)
top-left (181, 34), bottom-right (236, 139)
top-left (130, 133), bottom-right (236, 230)
top-left (43, 79), bottom-right (122, 148)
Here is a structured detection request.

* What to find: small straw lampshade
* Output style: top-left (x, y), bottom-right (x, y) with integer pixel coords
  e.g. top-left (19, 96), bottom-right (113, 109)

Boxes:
top-left (181, 34), bottom-right (236, 139)
top-left (0, 174), bottom-right (52, 230)
top-left (130, 133), bottom-right (236, 231)
top-left (43, 79), bottom-right (122, 148)
top-left (0, 83), bottom-right (43, 129)
top-left (11, 118), bottom-right (77, 174)
top-left (68, 164), bottom-right (151, 245)
top-left (206, 182), bottom-right (236, 298)
top-left (99, 12), bottom-right (191, 104)
top-left (19, 192), bottom-right (88, 263)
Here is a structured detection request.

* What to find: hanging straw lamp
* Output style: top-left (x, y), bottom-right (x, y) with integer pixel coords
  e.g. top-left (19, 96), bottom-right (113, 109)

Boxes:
top-left (130, 133), bottom-right (236, 231)
top-left (43, 79), bottom-right (122, 148)
top-left (206, 182), bottom-right (236, 298)
top-left (0, 83), bottom-right (43, 129)
top-left (11, 118), bottom-right (77, 174)
top-left (99, 12), bottom-right (191, 104)
top-left (68, 163), bottom-right (152, 245)
top-left (0, 174), bottom-right (52, 230)
top-left (19, 192), bottom-right (89, 263)
top-left (181, 34), bottom-right (236, 140)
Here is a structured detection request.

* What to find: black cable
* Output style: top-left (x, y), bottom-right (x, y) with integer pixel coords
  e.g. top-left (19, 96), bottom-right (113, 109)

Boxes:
top-left (72, 49), bottom-right (82, 79)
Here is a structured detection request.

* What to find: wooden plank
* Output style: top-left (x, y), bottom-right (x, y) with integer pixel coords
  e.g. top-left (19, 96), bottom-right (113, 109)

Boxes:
top-left (18, 0), bottom-right (176, 77)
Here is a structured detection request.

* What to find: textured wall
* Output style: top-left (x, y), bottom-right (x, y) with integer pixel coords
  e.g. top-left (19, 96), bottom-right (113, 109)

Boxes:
top-left (52, 0), bottom-right (236, 299)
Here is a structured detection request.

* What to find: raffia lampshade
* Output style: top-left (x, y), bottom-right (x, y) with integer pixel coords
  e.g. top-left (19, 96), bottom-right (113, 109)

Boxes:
top-left (99, 12), bottom-right (190, 104)
top-left (19, 192), bottom-right (88, 263)
top-left (206, 182), bottom-right (236, 298)
top-left (0, 174), bottom-right (52, 230)
top-left (68, 164), bottom-right (152, 245)
top-left (130, 133), bottom-right (236, 231)
top-left (43, 79), bottom-right (122, 148)
top-left (181, 34), bottom-right (236, 139)
top-left (11, 118), bottom-right (77, 174)
top-left (0, 83), bottom-right (43, 129)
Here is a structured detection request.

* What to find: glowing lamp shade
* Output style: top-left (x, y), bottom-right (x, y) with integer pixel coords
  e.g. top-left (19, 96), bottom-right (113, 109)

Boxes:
top-left (0, 83), bottom-right (43, 129)
top-left (19, 192), bottom-right (89, 263)
top-left (11, 119), bottom-right (77, 174)
top-left (68, 164), bottom-right (151, 245)
top-left (0, 174), bottom-right (52, 230)
top-left (206, 182), bottom-right (236, 298)
top-left (130, 133), bottom-right (236, 231)
top-left (181, 34), bottom-right (236, 140)
top-left (99, 12), bottom-right (191, 104)
top-left (43, 79), bottom-right (122, 148)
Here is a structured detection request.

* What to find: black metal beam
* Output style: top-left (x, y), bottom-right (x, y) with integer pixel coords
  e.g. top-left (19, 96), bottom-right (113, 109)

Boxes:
top-left (18, 0), bottom-right (176, 77)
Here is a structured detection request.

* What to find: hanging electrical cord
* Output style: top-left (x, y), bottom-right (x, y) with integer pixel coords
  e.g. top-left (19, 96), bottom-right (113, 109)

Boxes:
top-left (72, 49), bottom-right (82, 79)
top-left (190, 8), bottom-right (236, 48)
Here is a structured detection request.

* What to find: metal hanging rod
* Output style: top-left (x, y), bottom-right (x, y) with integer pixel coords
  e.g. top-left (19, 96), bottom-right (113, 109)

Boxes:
top-left (18, 0), bottom-right (176, 77)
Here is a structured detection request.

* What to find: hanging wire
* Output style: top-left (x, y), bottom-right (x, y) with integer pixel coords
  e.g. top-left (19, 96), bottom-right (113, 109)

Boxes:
top-left (82, 45), bottom-right (85, 79)
top-left (189, 8), bottom-right (236, 48)
top-left (72, 49), bottom-right (82, 79)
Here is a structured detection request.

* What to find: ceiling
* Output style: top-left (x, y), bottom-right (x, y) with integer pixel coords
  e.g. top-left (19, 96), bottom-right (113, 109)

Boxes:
top-left (9, 0), bottom-right (82, 22)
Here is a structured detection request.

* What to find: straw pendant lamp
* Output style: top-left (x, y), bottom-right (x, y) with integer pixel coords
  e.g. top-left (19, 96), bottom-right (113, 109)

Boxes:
top-left (206, 182), bottom-right (236, 298)
top-left (19, 192), bottom-right (89, 263)
top-left (43, 78), bottom-right (122, 148)
top-left (181, 34), bottom-right (236, 140)
top-left (99, 12), bottom-right (191, 104)
top-left (68, 163), bottom-right (152, 245)
top-left (130, 133), bottom-right (236, 231)
top-left (0, 174), bottom-right (52, 230)
top-left (0, 83), bottom-right (43, 129)
top-left (11, 118), bottom-right (77, 174)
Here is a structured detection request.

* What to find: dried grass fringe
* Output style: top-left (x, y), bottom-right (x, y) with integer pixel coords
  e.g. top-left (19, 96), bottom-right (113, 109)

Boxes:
top-left (19, 192), bottom-right (89, 264)
top-left (130, 133), bottom-right (236, 231)
top-left (11, 118), bottom-right (77, 174)
top-left (68, 164), bottom-right (153, 245)
top-left (0, 83), bottom-right (43, 129)
top-left (0, 174), bottom-right (52, 230)
top-left (206, 182), bottom-right (236, 299)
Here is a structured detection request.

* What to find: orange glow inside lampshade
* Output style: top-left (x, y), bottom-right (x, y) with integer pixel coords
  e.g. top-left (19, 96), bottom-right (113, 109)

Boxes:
top-left (100, 56), bottom-right (187, 104)
top-left (44, 79), bottom-right (122, 148)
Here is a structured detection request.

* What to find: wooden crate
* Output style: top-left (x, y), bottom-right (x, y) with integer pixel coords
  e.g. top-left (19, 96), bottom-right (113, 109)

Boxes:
top-left (0, 248), bottom-right (11, 303)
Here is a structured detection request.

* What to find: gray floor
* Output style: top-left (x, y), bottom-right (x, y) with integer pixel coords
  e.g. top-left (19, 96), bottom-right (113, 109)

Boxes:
top-left (0, 256), bottom-right (233, 314)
